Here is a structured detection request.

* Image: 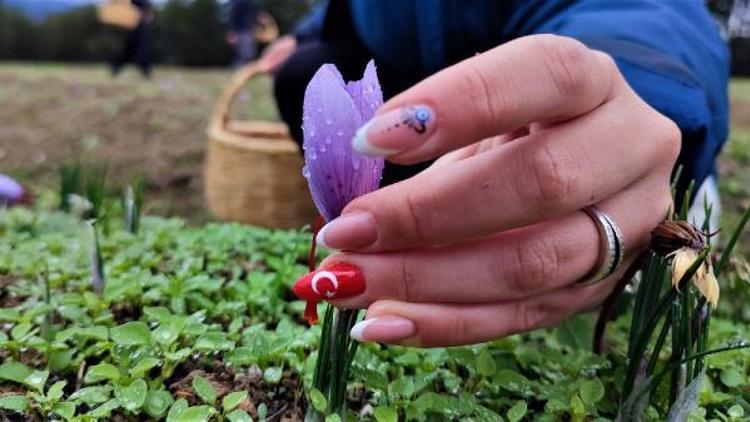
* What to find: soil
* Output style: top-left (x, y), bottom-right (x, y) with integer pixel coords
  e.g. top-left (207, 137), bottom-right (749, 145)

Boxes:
top-left (0, 64), bottom-right (278, 223)
top-left (167, 359), bottom-right (305, 421)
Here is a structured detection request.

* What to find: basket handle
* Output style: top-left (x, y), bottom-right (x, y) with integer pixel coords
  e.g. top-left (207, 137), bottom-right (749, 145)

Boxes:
top-left (210, 61), bottom-right (265, 130)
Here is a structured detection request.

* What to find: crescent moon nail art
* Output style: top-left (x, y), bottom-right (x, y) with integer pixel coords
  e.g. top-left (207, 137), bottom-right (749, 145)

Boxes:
top-left (352, 104), bottom-right (436, 156)
top-left (293, 262), bottom-right (366, 324)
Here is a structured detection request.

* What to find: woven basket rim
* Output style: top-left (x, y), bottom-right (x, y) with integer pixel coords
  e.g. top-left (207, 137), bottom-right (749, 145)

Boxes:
top-left (207, 120), bottom-right (300, 154)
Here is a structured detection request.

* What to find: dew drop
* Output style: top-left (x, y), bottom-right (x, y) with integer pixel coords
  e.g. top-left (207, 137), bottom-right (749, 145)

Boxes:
top-left (325, 118), bottom-right (333, 125)
top-left (301, 165), bottom-right (311, 178)
top-left (325, 136), bottom-right (333, 144)
top-left (307, 149), bottom-right (317, 160)
top-left (316, 106), bottom-right (323, 113)
top-left (351, 156), bottom-right (361, 170)
top-left (319, 144), bottom-right (326, 153)
top-left (336, 130), bottom-right (344, 137)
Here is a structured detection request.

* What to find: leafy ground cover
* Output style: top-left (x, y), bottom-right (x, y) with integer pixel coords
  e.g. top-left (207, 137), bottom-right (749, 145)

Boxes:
top-left (1, 199), bottom-right (750, 421)
top-left (1, 65), bottom-right (750, 420)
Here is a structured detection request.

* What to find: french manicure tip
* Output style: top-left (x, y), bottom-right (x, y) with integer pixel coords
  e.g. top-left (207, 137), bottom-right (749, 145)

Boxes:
top-left (352, 121), bottom-right (396, 157)
top-left (350, 318), bottom-right (377, 342)
top-left (315, 224), bottom-right (335, 251)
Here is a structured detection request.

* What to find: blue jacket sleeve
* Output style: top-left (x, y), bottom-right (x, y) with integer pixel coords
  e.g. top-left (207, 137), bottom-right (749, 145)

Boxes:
top-left (508, 0), bottom-right (730, 193)
top-left (293, 1), bottom-right (328, 42)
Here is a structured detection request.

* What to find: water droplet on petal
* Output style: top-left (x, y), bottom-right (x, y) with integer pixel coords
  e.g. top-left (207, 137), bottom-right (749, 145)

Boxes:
top-left (352, 155), bottom-right (361, 170)
top-left (325, 136), bottom-right (332, 144)
top-left (336, 130), bottom-right (344, 137)
top-left (325, 118), bottom-right (333, 125)
top-left (316, 106), bottom-right (323, 113)
top-left (319, 144), bottom-right (326, 153)
top-left (307, 149), bottom-right (317, 160)
top-left (301, 165), bottom-right (310, 178)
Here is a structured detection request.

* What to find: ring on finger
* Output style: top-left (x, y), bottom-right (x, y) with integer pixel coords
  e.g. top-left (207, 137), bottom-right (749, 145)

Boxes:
top-left (577, 205), bottom-right (625, 286)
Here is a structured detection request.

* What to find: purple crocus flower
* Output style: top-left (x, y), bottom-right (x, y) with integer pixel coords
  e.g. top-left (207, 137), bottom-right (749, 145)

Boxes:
top-left (301, 60), bottom-right (384, 222)
top-left (0, 174), bottom-right (31, 206)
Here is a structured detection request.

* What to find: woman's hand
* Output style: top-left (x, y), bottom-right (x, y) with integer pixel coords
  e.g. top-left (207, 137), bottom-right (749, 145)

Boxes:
top-left (317, 35), bottom-right (680, 347)
top-left (258, 35), bottom-right (297, 74)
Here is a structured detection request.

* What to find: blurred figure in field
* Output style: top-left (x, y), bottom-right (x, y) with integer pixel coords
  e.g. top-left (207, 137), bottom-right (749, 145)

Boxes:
top-left (227, 0), bottom-right (259, 67)
top-left (111, 0), bottom-right (154, 78)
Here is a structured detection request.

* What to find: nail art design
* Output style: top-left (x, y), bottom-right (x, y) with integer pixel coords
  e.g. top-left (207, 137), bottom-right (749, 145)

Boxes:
top-left (292, 262), bottom-right (366, 324)
top-left (398, 105), bottom-right (432, 134)
top-left (353, 104), bottom-right (436, 156)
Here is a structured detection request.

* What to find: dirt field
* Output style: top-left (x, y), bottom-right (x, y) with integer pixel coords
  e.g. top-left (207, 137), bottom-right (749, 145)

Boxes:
top-left (0, 63), bottom-right (277, 221)
top-left (1, 63), bottom-right (749, 251)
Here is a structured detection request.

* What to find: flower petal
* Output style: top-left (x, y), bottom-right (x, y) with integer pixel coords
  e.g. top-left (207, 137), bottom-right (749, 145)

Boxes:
top-left (693, 267), bottom-right (720, 307)
top-left (303, 64), bottom-right (363, 221)
top-left (0, 174), bottom-right (24, 203)
top-left (345, 60), bottom-right (383, 122)
top-left (302, 62), bottom-right (384, 222)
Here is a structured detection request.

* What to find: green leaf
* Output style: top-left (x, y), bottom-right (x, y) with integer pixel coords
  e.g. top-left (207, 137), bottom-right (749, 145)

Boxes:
top-left (0, 361), bottom-right (33, 384)
top-left (166, 398), bottom-right (189, 422)
top-left (570, 394), bottom-right (586, 417)
top-left (720, 368), bottom-right (744, 388)
top-left (476, 349), bottom-right (497, 377)
top-left (373, 406), bottom-right (398, 422)
top-left (226, 409), bottom-right (252, 422)
top-left (728, 404), bottom-right (745, 418)
top-left (579, 378), bottom-right (605, 405)
top-left (87, 398), bottom-right (120, 418)
top-left (309, 388), bottom-right (328, 412)
top-left (226, 347), bottom-right (255, 366)
top-left (194, 332), bottom-right (235, 352)
top-left (47, 380), bottom-right (68, 401)
top-left (11, 322), bottom-right (32, 340)
top-left (556, 314), bottom-right (594, 351)
top-left (0, 395), bottom-right (28, 412)
top-left (507, 401), bottom-right (527, 422)
top-left (144, 389), bottom-right (174, 419)
top-left (173, 405), bottom-right (214, 422)
top-left (222, 391), bottom-right (249, 412)
top-left (130, 357), bottom-right (160, 377)
top-left (352, 366), bottom-right (388, 391)
top-left (70, 386), bottom-right (112, 405)
top-left (153, 324), bottom-right (180, 346)
top-left (495, 370), bottom-right (531, 394)
top-left (115, 379), bottom-right (148, 412)
top-left (23, 369), bottom-right (49, 392)
top-left (110, 321), bottom-right (152, 346)
top-left (263, 366), bottom-right (283, 384)
top-left (191, 375), bottom-right (217, 405)
top-left (85, 363), bottom-right (121, 383)
top-left (325, 415), bottom-right (343, 422)
top-left (53, 401), bottom-right (76, 420)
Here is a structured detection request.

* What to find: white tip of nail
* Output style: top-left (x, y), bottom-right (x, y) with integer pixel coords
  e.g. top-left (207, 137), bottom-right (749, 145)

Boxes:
top-left (315, 223), bottom-right (336, 251)
top-left (352, 121), bottom-right (397, 157)
top-left (350, 317), bottom-right (378, 342)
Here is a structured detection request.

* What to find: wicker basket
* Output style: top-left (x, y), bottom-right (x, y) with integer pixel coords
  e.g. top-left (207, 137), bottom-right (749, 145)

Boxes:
top-left (97, 0), bottom-right (140, 30)
top-left (204, 62), bottom-right (317, 229)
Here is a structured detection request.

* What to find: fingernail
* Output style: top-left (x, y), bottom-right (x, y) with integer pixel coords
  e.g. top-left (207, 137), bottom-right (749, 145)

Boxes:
top-left (353, 105), bottom-right (436, 156)
top-left (316, 212), bottom-right (377, 251)
top-left (292, 262), bottom-right (366, 301)
top-left (350, 316), bottom-right (417, 343)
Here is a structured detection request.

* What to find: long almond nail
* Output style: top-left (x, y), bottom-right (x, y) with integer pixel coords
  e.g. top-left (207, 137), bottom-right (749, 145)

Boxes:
top-left (353, 105), bottom-right (436, 156)
top-left (292, 262), bottom-right (366, 302)
top-left (317, 212), bottom-right (377, 251)
top-left (350, 316), bottom-right (417, 343)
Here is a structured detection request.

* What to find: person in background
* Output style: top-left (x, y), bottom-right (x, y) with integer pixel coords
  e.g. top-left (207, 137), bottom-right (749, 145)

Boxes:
top-left (111, 0), bottom-right (154, 78)
top-left (227, 0), bottom-right (259, 67)
top-left (266, 1), bottom-right (729, 347)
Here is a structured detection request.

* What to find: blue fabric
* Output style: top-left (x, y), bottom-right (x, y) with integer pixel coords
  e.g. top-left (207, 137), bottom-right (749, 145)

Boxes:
top-left (344, 0), bottom-right (729, 192)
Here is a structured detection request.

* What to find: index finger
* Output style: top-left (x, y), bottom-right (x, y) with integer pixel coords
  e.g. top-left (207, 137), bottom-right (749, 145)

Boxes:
top-left (353, 35), bottom-right (616, 164)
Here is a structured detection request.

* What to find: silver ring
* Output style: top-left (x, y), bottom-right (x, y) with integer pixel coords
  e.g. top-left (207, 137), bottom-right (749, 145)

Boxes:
top-left (578, 205), bottom-right (625, 286)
